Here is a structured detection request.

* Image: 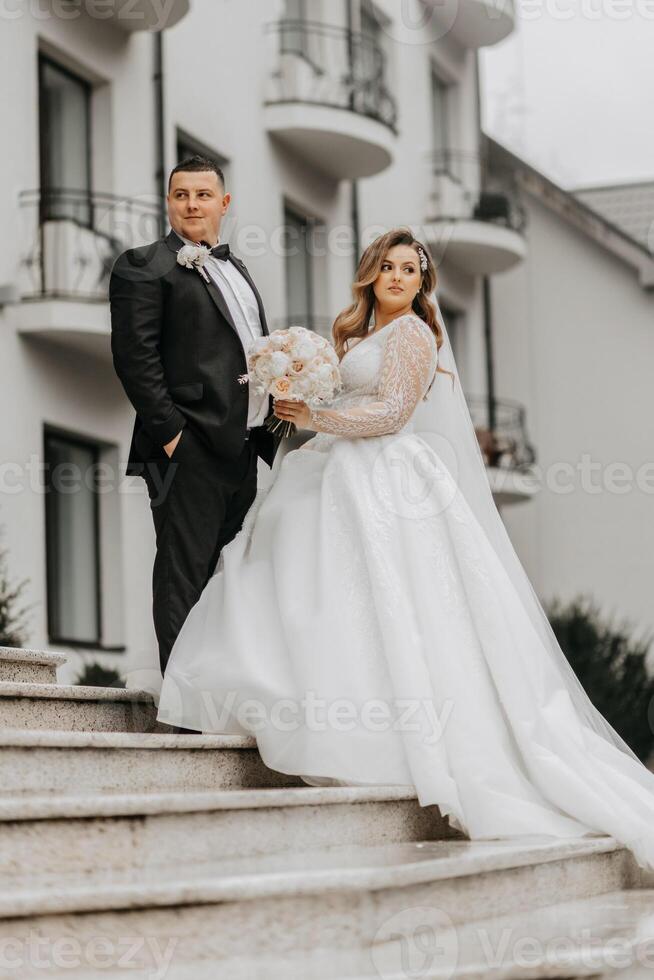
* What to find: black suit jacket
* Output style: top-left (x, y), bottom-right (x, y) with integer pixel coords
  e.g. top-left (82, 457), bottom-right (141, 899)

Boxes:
top-left (109, 229), bottom-right (280, 476)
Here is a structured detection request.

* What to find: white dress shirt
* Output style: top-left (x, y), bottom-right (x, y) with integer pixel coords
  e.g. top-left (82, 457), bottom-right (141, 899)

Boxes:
top-left (180, 234), bottom-right (268, 429)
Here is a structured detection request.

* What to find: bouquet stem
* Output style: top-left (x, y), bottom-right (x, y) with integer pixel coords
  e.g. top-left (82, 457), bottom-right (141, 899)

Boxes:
top-left (265, 414), bottom-right (297, 439)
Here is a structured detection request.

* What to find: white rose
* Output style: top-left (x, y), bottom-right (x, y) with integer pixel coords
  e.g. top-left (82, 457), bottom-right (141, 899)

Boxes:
top-left (288, 358), bottom-right (309, 377)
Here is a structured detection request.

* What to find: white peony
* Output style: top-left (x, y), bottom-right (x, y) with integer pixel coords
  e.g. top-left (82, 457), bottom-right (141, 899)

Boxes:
top-left (269, 331), bottom-right (289, 351)
top-left (254, 359), bottom-right (277, 384)
top-left (269, 350), bottom-right (292, 375)
top-left (291, 339), bottom-right (319, 361)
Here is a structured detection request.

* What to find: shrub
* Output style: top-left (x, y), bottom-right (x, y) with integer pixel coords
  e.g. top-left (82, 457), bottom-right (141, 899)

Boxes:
top-left (546, 594), bottom-right (654, 763)
top-left (74, 661), bottom-right (126, 689)
top-left (0, 544), bottom-right (31, 648)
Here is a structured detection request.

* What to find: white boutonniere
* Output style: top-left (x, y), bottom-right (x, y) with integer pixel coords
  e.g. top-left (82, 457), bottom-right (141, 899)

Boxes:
top-left (176, 243), bottom-right (212, 283)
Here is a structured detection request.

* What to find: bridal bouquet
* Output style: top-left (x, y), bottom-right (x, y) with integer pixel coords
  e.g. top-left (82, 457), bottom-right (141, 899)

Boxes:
top-left (239, 326), bottom-right (342, 438)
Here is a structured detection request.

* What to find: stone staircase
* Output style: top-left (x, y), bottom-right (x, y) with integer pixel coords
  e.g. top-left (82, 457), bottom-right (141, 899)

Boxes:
top-left (1, 645), bottom-right (653, 979)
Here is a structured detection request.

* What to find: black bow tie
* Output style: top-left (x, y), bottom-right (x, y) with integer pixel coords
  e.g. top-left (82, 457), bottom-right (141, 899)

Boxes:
top-left (200, 241), bottom-right (230, 261)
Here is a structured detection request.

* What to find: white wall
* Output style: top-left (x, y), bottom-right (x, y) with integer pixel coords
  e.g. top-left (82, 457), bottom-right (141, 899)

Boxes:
top-left (492, 193), bottom-right (654, 645)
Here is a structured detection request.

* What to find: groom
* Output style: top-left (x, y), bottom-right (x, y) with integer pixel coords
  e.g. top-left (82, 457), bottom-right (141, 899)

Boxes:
top-left (110, 156), bottom-right (280, 729)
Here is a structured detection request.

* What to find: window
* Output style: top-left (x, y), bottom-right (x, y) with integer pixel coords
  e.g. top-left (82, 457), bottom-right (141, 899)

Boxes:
top-left (280, 0), bottom-right (312, 63)
top-left (38, 55), bottom-right (92, 225)
top-left (356, 2), bottom-right (390, 121)
top-left (361, 3), bottom-right (382, 39)
top-left (431, 70), bottom-right (451, 172)
top-left (176, 130), bottom-right (229, 183)
top-left (440, 304), bottom-right (460, 362)
top-left (359, 5), bottom-right (382, 76)
top-left (283, 206), bottom-right (316, 331)
top-left (44, 431), bottom-right (101, 646)
top-left (284, 0), bottom-right (307, 19)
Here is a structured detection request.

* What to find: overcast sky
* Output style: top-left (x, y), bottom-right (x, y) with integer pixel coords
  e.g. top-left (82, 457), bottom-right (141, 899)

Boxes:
top-left (479, 7), bottom-right (654, 189)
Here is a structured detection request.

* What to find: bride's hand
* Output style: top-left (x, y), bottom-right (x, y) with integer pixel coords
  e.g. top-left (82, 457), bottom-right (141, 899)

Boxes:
top-left (274, 398), bottom-right (312, 429)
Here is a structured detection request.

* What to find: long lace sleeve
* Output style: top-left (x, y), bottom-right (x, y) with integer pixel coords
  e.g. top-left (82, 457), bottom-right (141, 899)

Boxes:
top-left (308, 314), bottom-right (437, 437)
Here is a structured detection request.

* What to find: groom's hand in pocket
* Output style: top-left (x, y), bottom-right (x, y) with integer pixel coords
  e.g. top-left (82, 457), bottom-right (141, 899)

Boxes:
top-left (164, 430), bottom-right (183, 458)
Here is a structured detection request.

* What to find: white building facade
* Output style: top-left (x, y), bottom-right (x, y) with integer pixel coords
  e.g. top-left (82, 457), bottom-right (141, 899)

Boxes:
top-left (6, 0), bottom-right (648, 689)
top-left (486, 141), bottom-right (654, 650)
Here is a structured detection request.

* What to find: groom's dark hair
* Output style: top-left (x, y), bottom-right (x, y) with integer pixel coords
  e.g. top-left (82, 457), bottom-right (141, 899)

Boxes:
top-left (168, 155), bottom-right (225, 192)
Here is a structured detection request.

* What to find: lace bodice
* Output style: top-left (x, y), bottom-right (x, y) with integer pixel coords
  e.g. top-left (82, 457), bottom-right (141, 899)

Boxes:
top-left (309, 313), bottom-right (437, 438)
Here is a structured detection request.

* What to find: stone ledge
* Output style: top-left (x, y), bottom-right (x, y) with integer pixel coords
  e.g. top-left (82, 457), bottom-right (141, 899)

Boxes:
top-left (0, 681), bottom-right (153, 702)
top-left (0, 784), bottom-right (419, 821)
top-left (0, 836), bottom-right (623, 918)
top-left (0, 647), bottom-right (67, 667)
top-left (0, 728), bottom-right (256, 749)
top-left (0, 728), bottom-right (298, 794)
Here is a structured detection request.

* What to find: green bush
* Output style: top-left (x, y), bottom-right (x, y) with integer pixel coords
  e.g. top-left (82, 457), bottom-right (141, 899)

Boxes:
top-left (74, 662), bottom-right (126, 689)
top-left (546, 594), bottom-right (654, 763)
top-left (0, 544), bottom-right (31, 648)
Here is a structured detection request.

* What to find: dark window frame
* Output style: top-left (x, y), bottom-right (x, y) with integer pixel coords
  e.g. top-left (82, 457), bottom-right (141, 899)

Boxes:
top-left (440, 303), bottom-right (461, 361)
top-left (176, 129), bottom-right (229, 176)
top-left (43, 426), bottom-right (103, 649)
top-left (38, 53), bottom-right (93, 231)
top-left (283, 203), bottom-right (317, 331)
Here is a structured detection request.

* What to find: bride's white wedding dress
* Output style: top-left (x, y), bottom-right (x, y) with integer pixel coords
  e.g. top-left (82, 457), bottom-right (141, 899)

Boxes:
top-left (157, 311), bottom-right (654, 871)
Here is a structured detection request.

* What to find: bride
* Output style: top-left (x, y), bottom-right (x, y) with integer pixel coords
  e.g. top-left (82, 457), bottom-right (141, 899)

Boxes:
top-left (157, 227), bottom-right (654, 871)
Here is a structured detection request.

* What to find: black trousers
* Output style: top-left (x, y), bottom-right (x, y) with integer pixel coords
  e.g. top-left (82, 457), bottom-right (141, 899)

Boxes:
top-left (142, 425), bottom-right (258, 677)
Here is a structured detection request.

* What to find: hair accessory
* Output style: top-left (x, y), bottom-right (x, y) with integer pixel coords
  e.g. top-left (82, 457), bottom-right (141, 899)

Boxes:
top-left (416, 246), bottom-right (428, 272)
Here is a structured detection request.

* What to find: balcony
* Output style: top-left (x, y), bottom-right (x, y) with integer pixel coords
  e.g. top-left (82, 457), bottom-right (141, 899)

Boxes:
top-left (468, 396), bottom-right (538, 506)
top-left (424, 148), bottom-right (527, 275)
top-left (264, 20), bottom-right (398, 180)
top-left (103, 0), bottom-right (189, 32)
top-left (15, 188), bottom-right (161, 359)
top-left (426, 0), bottom-right (515, 49)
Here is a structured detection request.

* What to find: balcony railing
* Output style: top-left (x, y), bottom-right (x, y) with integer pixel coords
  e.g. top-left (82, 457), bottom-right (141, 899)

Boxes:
top-left (18, 188), bottom-right (161, 302)
top-left (467, 396), bottom-right (536, 472)
top-left (431, 148), bottom-right (481, 188)
top-left (428, 147), bottom-right (527, 233)
top-left (265, 19), bottom-right (397, 132)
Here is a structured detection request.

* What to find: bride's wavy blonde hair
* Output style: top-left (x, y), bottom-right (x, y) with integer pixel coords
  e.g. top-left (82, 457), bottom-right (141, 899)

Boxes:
top-left (332, 228), bottom-right (454, 385)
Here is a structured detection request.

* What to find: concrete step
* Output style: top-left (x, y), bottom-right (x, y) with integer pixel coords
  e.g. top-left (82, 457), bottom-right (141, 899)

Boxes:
top-left (33, 887), bottom-right (650, 980)
top-left (0, 784), bottom-right (457, 877)
top-left (0, 836), bottom-right (630, 921)
top-left (0, 647), bottom-right (66, 684)
top-left (131, 888), bottom-right (654, 980)
top-left (0, 837), bottom-right (637, 978)
top-left (0, 680), bottom-right (157, 731)
top-left (0, 728), bottom-right (302, 793)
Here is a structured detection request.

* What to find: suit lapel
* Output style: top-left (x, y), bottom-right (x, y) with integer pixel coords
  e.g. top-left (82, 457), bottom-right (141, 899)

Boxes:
top-left (199, 272), bottom-right (240, 338)
top-left (229, 256), bottom-right (270, 336)
top-left (165, 229), bottom-right (270, 345)
top-left (165, 228), bottom-right (242, 342)
top-left (226, 256), bottom-right (274, 417)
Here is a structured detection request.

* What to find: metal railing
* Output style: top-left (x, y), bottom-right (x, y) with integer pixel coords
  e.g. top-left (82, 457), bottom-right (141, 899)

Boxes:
top-left (430, 148), bottom-right (481, 187)
top-left (467, 395), bottom-right (536, 472)
top-left (428, 147), bottom-right (527, 233)
top-left (265, 19), bottom-right (397, 132)
top-left (18, 188), bottom-right (162, 301)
